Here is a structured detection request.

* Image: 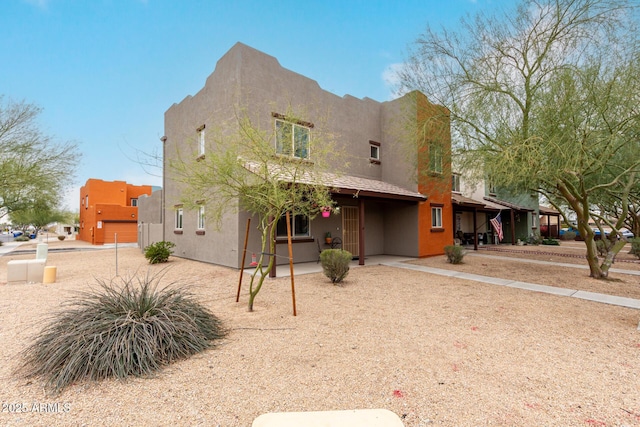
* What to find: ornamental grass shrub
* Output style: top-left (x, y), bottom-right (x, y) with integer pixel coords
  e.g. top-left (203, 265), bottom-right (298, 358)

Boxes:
top-left (444, 245), bottom-right (466, 264)
top-left (561, 231), bottom-right (577, 241)
top-left (541, 238), bottom-right (560, 245)
top-left (320, 249), bottom-right (353, 284)
top-left (17, 272), bottom-right (226, 394)
top-left (144, 241), bottom-right (176, 264)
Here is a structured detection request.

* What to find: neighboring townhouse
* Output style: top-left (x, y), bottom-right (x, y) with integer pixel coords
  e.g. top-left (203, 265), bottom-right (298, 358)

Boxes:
top-left (140, 42), bottom-right (453, 269)
top-left (451, 171), bottom-right (541, 247)
top-left (78, 179), bottom-right (152, 245)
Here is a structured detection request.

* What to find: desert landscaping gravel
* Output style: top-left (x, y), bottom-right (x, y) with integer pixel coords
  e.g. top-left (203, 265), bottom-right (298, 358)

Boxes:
top-left (1, 240), bottom-right (639, 426)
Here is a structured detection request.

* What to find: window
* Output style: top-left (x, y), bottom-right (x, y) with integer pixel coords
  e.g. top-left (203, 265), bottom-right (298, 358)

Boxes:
top-left (531, 212), bottom-right (537, 229)
top-left (175, 208), bottom-right (183, 229)
top-left (452, 173), bottom-right (461, 193)
top-left (429, 144), bottom-right (443, 174)
top-left (275, 119), bottom-right (310, 159)
top-left (431, 207), bottom-right (443, 228)
top-left (85, 195), bottom-right (89, 209)
top-left (276, 213), bottom-right (310, 238)
top-left (197, 125), bottom-right (205, 157)
top-left (197, 205), bottom-right (205, 230)
top-left (369, 140), bottom-right (380, 163)
top-left (130, 198), bottom-right (138, 207)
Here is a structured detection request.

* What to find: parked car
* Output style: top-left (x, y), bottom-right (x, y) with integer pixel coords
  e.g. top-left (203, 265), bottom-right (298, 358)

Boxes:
top-left (11, 230), bottom-right (23, 237)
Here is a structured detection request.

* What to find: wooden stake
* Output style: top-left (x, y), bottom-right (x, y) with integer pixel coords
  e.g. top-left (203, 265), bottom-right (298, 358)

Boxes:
top-left (236, 218), bottom-right (251, 302)
top-left (285, 211), bottom-right (297, 316)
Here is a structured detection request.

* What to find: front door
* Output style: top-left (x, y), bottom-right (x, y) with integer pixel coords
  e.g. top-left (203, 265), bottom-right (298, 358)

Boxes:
top-left (342, 206), bottom-right (359, 255)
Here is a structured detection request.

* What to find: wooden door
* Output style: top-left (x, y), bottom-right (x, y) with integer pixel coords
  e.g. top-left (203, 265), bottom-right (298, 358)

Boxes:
top-left (342, 206), bottom-right (359, 255)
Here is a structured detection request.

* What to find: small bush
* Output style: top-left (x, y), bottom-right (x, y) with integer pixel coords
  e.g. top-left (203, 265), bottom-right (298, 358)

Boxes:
top-left (561, 231), bottom-right (577, 240)
top-left (57, 235), bottom-right (66, 241)
top-left (320, 249), bottom-right (353, 284)
top-left (595, 238), bottom-right (615, 257)
top-left (541, 238), bottom-right (559, 245)
top-left (144, 241), bottom-right (176, 264)
top-left (15, 235), bottom-right (29, 241)
top-left (526, 234), bottom-right (543, 245)
top-left (629, 237), bottom-right (640, 259)
top-left (17, 272), bottom-right (226, 393)
top-left (444, 245), bottom-right (466, 264)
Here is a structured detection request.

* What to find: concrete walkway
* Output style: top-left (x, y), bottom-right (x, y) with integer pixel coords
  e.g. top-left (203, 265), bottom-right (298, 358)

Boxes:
top-left (270, 255), bottom-right (640, 311)
top-left (3, 241), bottom-right (639, 312)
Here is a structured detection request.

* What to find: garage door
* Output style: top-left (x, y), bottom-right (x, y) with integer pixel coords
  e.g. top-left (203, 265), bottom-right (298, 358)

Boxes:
top-left (103, 222), bottom-right (137, 244)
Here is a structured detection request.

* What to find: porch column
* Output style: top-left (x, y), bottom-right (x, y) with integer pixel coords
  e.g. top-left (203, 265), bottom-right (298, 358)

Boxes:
top-left (546, 215), bottom-right (550, 238)
top-left (269, 216), bottom-right (276, 278)
top-left (358, 198), bottom-right (365, 265)
top-left (473, 208), bottom-right (478, 251)
top-left (510, 210), bottom-right (516, 245)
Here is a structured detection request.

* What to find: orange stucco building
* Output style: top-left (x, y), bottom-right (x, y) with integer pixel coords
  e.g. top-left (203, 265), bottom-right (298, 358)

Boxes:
top-left (78, 179), bottom-right (152, 245)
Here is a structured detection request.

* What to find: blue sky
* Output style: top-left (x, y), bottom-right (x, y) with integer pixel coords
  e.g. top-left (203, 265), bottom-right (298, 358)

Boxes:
top-left (2, 0), bottom-right (505, 211)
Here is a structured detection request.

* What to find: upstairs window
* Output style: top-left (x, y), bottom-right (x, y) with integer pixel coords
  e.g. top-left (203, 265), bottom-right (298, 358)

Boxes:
top-left (429, 143), bottom-right (443, 174)
top-left (197, 124), bottom-right (205, 157)
top-left (369, 140), bottom-right (381, 164)
top-left (452, 173), bottom-right (461, 193)
top-left (275, 119), bottom-right (310, 160)
top-left (130, 198), bottom-right (138, 207)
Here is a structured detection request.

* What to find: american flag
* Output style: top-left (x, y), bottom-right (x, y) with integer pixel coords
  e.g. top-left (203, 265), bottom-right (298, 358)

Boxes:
top-left (490, 213), bottom-right (504, 241)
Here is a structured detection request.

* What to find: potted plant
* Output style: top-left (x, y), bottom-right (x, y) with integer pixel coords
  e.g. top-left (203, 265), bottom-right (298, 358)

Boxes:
top-left (325, 231), bottom-right (332, 244)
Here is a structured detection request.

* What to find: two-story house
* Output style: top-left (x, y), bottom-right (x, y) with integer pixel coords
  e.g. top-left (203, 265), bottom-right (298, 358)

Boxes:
top-left (139, 42), bottom-right (453, 269)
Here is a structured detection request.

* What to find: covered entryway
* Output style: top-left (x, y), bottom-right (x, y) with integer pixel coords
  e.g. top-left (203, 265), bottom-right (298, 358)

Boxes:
top-left (341, 206), bottom-right (359, 255)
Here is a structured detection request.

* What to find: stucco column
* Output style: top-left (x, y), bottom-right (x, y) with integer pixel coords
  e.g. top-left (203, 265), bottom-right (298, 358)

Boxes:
top-left (358, 198), bottom-right (365, 266)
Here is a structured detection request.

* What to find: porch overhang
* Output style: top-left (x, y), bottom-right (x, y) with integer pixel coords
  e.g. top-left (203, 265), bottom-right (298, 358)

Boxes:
top-left (327, 174), bottom-right (427, 202)
top-left (483, 196), bottom-right (534, 212)
top-left (241, 159), bottom-right (427, 203)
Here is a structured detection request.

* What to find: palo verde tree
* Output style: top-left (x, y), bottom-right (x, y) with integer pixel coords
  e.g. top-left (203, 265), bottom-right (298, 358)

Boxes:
top-left (0, 97), bottom-right (80, 219)
top-left (171, 108), bottom-right (340, 311)
top-left (9, 197), bottom-right (70, 234)
top-left (399, 0), bottom-right (640, 278)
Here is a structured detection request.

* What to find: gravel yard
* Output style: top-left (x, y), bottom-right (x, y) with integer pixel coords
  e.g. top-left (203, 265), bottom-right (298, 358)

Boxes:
top-left (1, 240), bottom-right (639, 426)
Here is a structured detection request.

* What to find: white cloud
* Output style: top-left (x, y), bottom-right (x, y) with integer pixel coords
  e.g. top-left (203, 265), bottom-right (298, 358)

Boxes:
top-left (382, 63), bottom-right (409, 100)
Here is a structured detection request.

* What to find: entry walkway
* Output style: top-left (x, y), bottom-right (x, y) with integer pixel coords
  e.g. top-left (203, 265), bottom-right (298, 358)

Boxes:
top-left (272, 255), bottom-right (640, 311)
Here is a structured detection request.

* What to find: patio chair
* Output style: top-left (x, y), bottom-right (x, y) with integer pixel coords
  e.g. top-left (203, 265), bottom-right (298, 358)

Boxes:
top-left (330, 237), bottom-right (342, 250)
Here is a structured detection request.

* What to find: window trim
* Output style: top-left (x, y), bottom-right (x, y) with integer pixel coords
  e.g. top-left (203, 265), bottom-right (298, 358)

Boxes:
top-left (452, 173), bottom-right (461, 193)
top-left (369, 140), bottom-right (381, 164)
top-left (273, 113), bottom-right (312, 160)
top-left (197, 124), bottom-right (206, 157)
top-left (431, 206), bottom-right (443, 229)
top-left (197, 205), bottom-right (205, 230)
top-left (276, 213), bottom-right (311, 239)
top-left (174, 207), bottom-right (183, 230)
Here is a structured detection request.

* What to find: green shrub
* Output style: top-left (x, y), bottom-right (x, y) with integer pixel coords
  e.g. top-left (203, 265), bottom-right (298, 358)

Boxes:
top-left (595, 238), bottom-right (614, 256)
top-left (15, 235), bottom-right (29, 241)
top-left (17, 273), bottom-right (226, 393)
top-left (144, 241), bottom-right (176, 264)
top-left (444, 245), bottom-right (466, 264)
top-left (57, 235), bottom-right (66, 241)
top-left (526, 234), bottom-right (543, 245)
top-left (541, 238), bottom-right (560, 245)
top-left (561, 231), bottom-right (577, 240)
top-left (320, 249), bottom-right (353, 284)
top-left (630, 237), bottom-right (640, 259)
